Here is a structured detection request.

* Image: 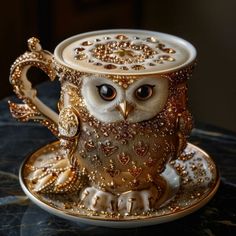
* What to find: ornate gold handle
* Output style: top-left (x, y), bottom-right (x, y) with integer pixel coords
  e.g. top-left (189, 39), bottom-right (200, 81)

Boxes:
top-left (8, 37), bottom-right (59, 136)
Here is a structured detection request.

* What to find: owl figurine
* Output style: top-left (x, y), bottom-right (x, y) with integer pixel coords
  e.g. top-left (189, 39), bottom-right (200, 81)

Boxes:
top-left (9, 31), bottom-right (195, 215)
top-left (31, 73), bottom-right (193, 214)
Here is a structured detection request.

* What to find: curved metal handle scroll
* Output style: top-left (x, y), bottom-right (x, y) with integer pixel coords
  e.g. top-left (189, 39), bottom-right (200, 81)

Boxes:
top-left (8, 37), bottom-right (59, 137)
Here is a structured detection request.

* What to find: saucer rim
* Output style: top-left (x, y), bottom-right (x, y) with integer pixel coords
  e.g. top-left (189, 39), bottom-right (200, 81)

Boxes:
top-left (19, 141), bottom-right (220, 228)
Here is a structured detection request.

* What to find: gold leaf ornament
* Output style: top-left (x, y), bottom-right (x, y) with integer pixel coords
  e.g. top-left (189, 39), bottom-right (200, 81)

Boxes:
top-left (58, 107), bottom-right (79, 138)
top-left (8, 101), bottom-right (41, 122)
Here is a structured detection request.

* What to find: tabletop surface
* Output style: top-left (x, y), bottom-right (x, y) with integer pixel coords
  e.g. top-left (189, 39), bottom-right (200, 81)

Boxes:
top-left (0, 81), bottom-right (236, 236)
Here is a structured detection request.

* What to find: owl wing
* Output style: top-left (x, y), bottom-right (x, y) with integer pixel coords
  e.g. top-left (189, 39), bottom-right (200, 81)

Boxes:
top-left (178, 110), bottom-right (193, 136)
top-left (58, 106), bottom-right (80, 164)
top-left (58, 106), bottom-right (80, 138)
top-left (176, 110), bottom-right (193, 157)
top-left (26, 106), bottom-right (83, 194)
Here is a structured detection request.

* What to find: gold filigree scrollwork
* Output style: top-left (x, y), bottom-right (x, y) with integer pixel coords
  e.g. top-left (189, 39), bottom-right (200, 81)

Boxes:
top-left (9, 37), bottom-right (59, 136)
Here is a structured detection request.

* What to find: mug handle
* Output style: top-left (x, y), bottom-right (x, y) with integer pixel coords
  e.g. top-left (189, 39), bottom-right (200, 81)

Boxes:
top-left (8, 37), bottom-right (59, 137)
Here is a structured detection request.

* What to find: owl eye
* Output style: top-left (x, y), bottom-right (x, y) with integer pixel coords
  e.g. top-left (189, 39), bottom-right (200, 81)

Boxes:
top-left (135, 84), bottom-right (155, 101)
top-left (97, 84), bottom-right (117, 101)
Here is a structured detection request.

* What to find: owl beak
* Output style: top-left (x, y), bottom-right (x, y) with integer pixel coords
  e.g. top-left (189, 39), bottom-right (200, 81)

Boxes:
top-left (116, 101), bottom-right (134, 120)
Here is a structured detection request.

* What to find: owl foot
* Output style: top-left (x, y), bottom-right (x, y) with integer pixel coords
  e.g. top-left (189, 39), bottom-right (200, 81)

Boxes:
top-left (117, 185), bottom-right (163, 215)
top-left (27, 157), bottom-right (84, 194)
top-left (79, 187), bottom-right (117, 213)
top-left (79, 183), bottom-right (165, 215)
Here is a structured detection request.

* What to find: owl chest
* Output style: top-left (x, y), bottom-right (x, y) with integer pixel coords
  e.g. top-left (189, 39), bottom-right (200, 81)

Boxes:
top-left (76, 122), bottom-right (177, 175)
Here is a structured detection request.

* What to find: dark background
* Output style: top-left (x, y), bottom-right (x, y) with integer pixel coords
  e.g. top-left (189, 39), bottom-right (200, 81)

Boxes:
top-left (1, 0), bottom-right (236, 131)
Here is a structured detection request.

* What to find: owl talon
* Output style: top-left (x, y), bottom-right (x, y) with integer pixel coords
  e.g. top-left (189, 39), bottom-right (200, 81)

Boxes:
top-left (34, 173), bottom-right (57, 192)
top-left (27, 156), bottom-right (84, 194)
top-left (51, 158), bottom-right (70, 170)
top-left (28, 168), bottom-right (47, 181)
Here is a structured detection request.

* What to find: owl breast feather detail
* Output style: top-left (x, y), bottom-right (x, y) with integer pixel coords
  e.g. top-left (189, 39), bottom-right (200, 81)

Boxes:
top-left (58, 76), bottom-right (192, 193)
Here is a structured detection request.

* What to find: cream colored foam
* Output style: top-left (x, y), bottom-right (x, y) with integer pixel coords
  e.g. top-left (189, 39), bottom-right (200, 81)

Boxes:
top-left (55, 29), bottom-right (196, 75)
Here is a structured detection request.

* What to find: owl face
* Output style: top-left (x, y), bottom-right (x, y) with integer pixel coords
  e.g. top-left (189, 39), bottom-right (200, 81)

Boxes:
top-left (81, 76), bottom-right (169, 123)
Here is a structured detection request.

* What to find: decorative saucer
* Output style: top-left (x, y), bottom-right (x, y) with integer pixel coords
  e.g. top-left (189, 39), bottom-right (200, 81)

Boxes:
top-left (19, 142), bottom-right (219, 228)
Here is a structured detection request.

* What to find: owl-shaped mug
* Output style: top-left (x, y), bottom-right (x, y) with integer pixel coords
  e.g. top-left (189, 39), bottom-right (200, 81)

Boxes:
top-left (9, 29), bottom-right (196, 215)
